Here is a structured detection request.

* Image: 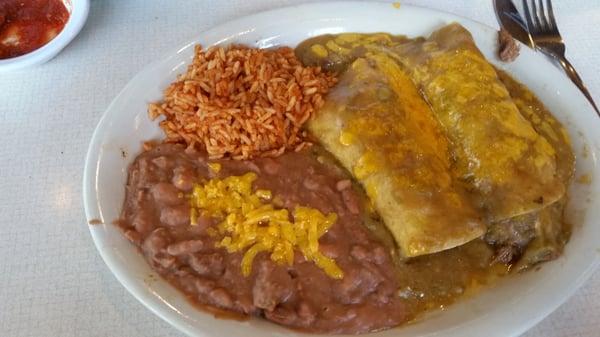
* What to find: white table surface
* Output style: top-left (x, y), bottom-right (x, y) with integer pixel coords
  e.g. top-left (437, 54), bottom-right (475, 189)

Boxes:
top-left (1, 0), bottom-right (598, 336)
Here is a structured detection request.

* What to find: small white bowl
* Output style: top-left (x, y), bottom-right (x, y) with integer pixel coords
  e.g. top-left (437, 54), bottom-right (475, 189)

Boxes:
top-left (0, 0), bottom-right (89, 72)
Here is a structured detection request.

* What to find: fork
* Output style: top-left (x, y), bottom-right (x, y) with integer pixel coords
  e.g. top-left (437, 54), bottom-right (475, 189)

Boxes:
top-left (522, 0), bottom-right (599, 115)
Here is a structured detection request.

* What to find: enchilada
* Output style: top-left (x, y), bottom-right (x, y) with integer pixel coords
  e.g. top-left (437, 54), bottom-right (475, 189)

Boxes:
top-left (393, 23), bottom-right (565, 220)
top-left (307, 53), bottom-right (486, 257)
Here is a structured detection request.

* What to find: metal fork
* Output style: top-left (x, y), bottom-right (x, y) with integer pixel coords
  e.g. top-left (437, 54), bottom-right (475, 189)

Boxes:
top-left (522, 0), bottom-right (599, 115)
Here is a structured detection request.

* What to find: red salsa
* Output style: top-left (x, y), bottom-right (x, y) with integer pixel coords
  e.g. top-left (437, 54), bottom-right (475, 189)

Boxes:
top-left (0, 0), bottom-right (70, 59)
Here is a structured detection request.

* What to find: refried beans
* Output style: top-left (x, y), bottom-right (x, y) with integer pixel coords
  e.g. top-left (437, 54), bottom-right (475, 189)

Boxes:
top-left (118, 143), bottom-right (406, 334)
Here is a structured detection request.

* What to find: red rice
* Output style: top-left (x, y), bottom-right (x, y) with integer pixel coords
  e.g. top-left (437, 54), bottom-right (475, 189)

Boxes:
top-left (148, 44), bottom-right (337, 160)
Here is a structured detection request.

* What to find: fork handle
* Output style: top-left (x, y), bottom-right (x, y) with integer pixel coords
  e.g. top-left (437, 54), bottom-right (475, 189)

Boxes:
top-left (553, 54), bottom-right (600, 116)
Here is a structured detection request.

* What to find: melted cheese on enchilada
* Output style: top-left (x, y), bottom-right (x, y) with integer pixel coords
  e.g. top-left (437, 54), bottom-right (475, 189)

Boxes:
top-left (308, 54), bottom-right (486, 257)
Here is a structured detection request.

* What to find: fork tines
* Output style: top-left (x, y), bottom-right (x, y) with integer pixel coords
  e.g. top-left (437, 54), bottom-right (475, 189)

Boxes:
top-left (522, 0), bottom-right (559, 34)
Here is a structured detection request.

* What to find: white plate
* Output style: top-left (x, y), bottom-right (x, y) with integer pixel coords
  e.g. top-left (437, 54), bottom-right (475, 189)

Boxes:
top-left (83, 2), bottom-right (600, 337)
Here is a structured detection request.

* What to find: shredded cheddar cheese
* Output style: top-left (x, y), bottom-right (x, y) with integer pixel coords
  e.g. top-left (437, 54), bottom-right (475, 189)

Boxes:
top-left (207, 162), bottom-right (222, 173)
top-left (189, 172), bottom-right (343, 279)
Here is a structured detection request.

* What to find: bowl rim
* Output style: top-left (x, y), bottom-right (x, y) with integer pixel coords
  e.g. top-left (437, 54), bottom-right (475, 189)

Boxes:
top-left (0, 0), bottom-right (90, 71)
top-left (83, 2), bottom-right (600, 337)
